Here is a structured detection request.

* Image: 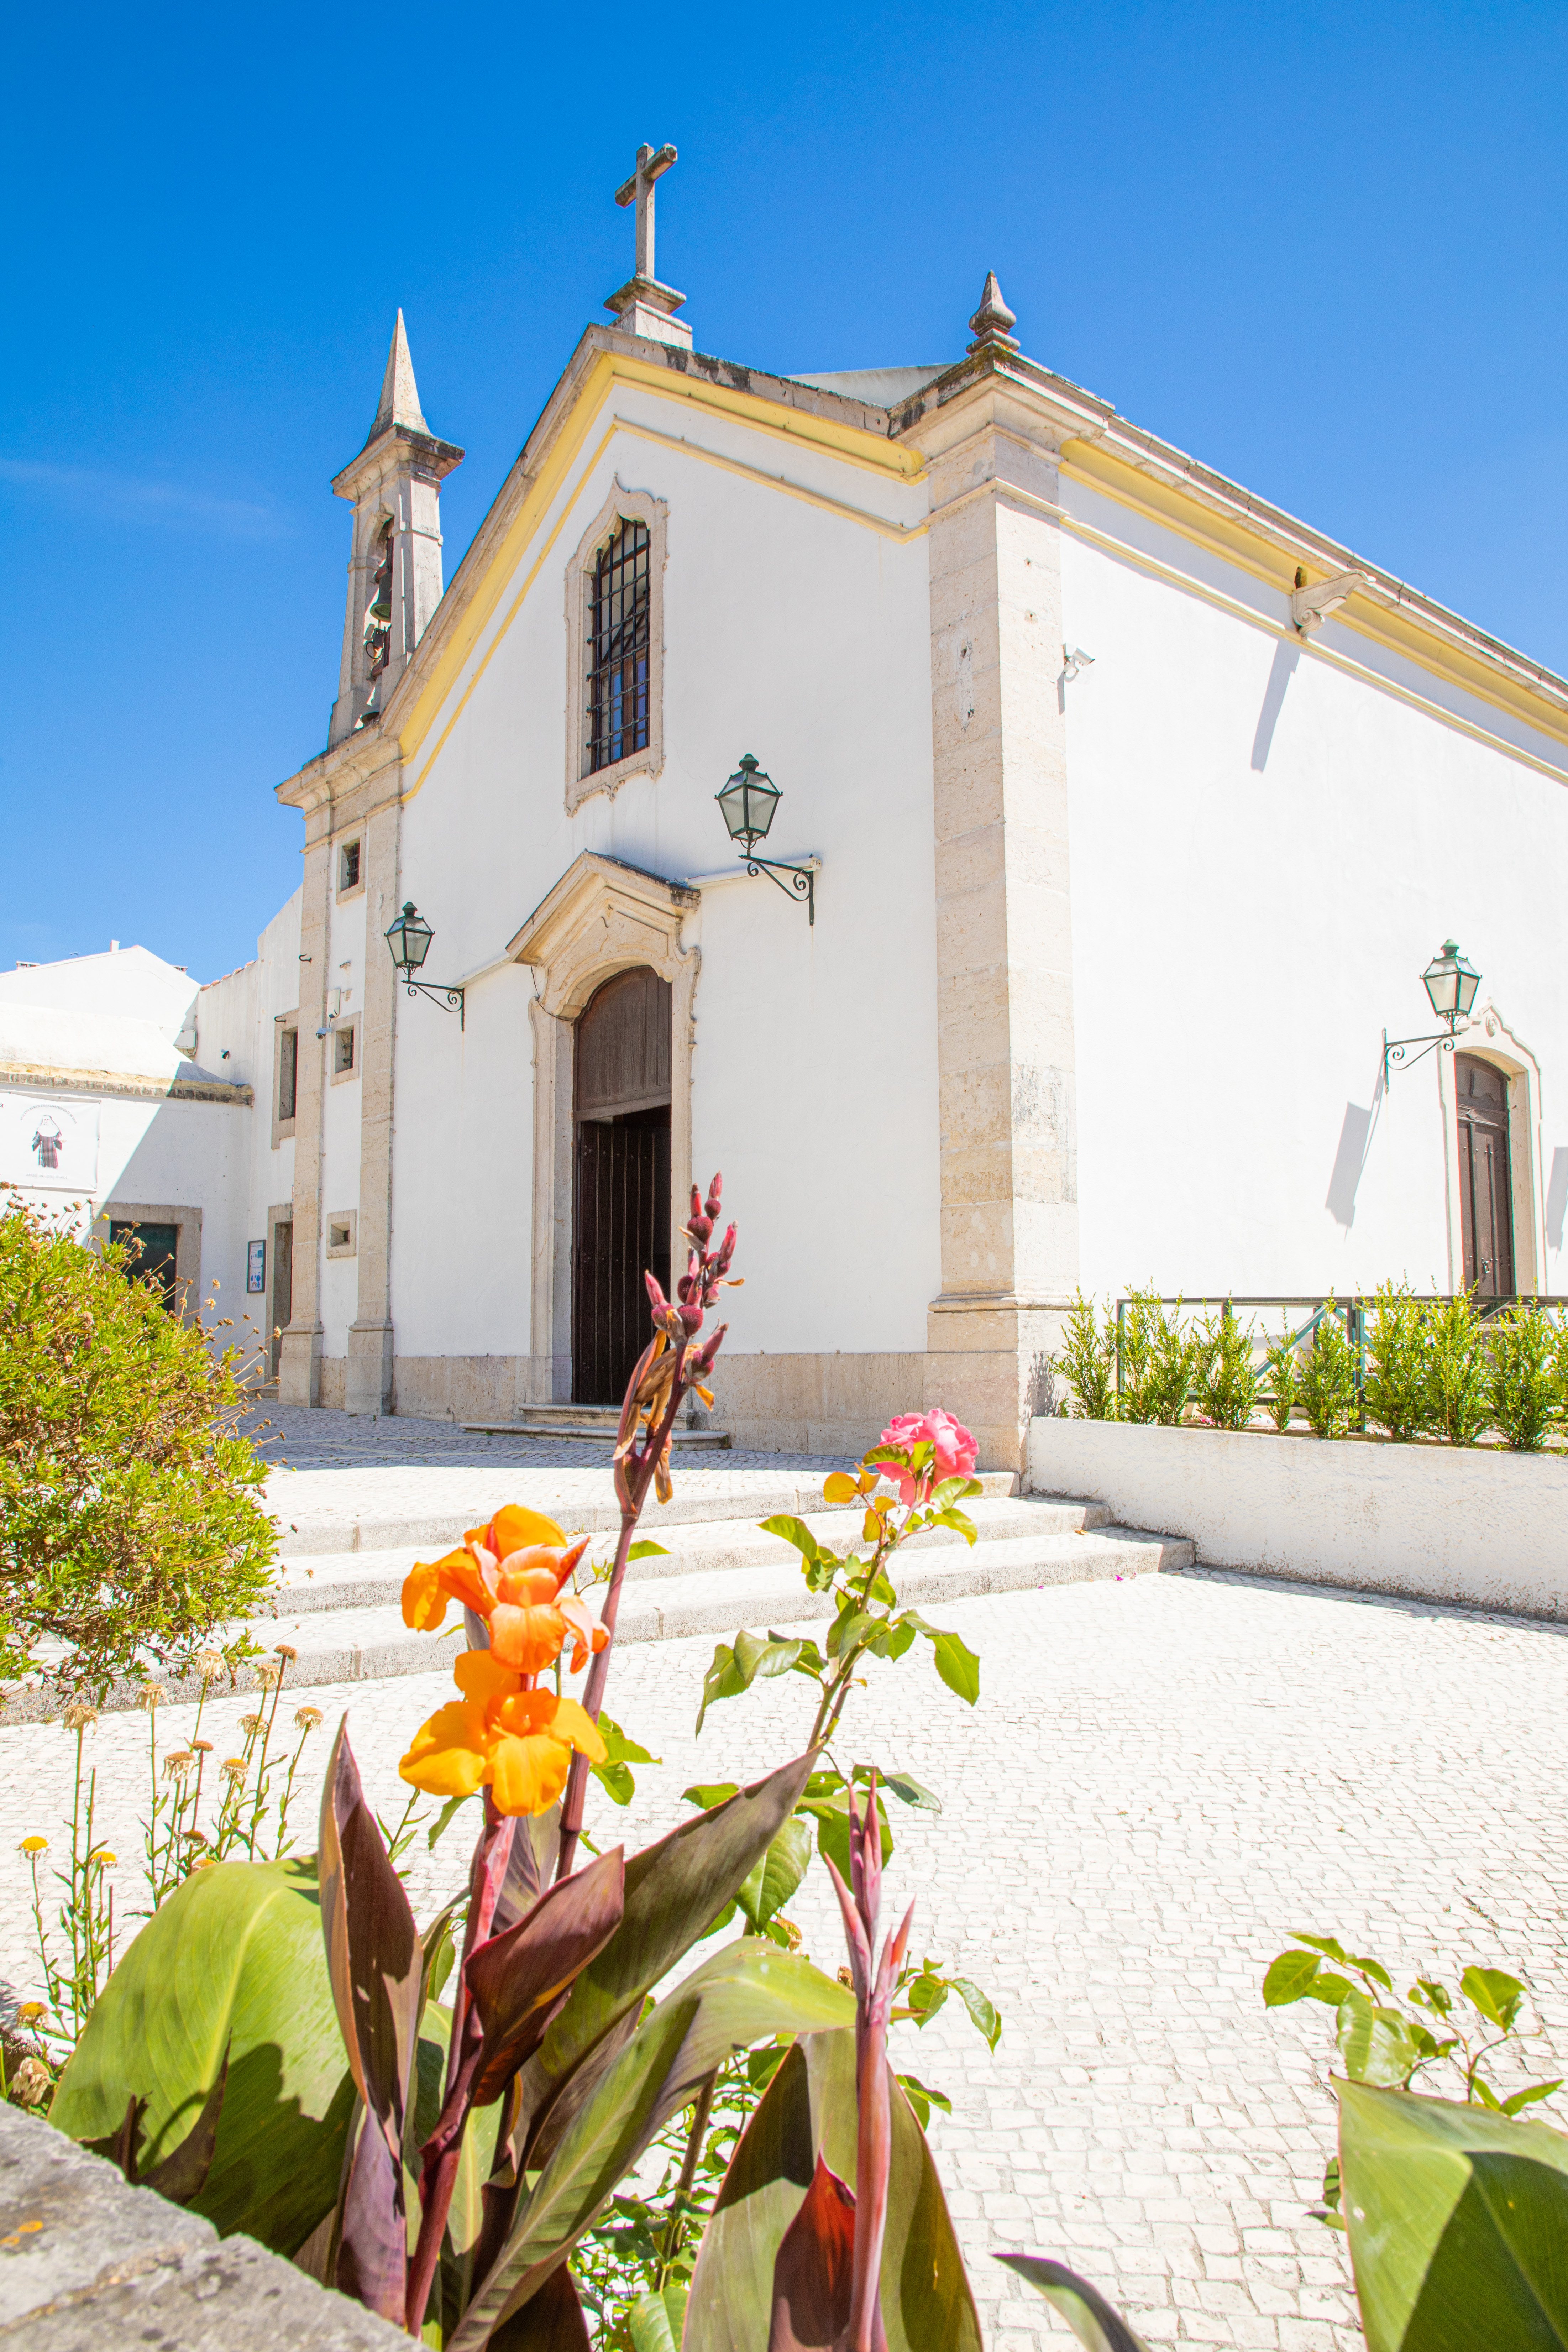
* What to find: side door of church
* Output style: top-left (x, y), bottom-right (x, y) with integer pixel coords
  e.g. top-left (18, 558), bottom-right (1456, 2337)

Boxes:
top-left (1454, 1054), bottom-right (1515, 1298)
top-left (572, 968), bottom-right (672, 1404)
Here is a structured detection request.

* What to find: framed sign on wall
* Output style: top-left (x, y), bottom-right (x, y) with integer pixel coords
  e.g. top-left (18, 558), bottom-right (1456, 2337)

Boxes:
top-left (247, 1239), bottom-right (266, 1293)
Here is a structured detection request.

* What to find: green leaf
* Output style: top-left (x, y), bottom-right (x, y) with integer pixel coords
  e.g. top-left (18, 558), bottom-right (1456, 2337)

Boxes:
top-left (952, 1977), bottom-right (1002, 2052)
top-left (626, 2284), bottom-right (687, 2351)
top-left (875, 1769), bottom-right (942, 1813)
top-left (1502, 2081), bottom-right (1563, 2117)
top-left (1349, 1954), bottom-right (1394, 1994)
top-left (903, 1613), bottom-right (981, 1704)
top-left (758, 1513), bottom-right (825, 1562)
top-left (49, 1857), bottom-right (354, 2253)
top-left (683, 2028), bottom-right (982, 2352)
top-left (1462, 1966), bottom-right (1526, 2033)
top-left (895, 2071), bottom-right (952, 2130)
top-left (681, 1782), bottom-right (740, 1811)
top-left (694, 1631), bottom-right (807, 1733)
top-left (1306, 1971), bottom-right (1354, 2007)
top-left (866, 1617), bottom-right (917, 1661)
top-left (925, 1508), bottom-right (977, 1545)
top-left (592, 1760), bottom-right (636, 1806)
top-left (451, 1945), bottom-right (854, 2348)
top-left (1262, 1950), bottom-right (1323, 2006)
top-left (512, 1754), bottom-right (817, 2155)
top-left (993, 2254), bottom-right (1154, 2351)
top-left (1292, 1932), bottom-right (1351, 1964)
top-left (598, 1713), bottom-right (659, 1766)
top-left (1412, 1978), bottom-right (1455, 2017)
top-left (828, 1608), bottom-right (876, 1659)
top-left (428, 1792), bottom-right (475, 1851)
top-left (626, 1540), bottom-right (670, 1561)
top-left (1337, 1990), bottom-right (1422, 2088)
top-left (736, 1817), bottom-right (813, 1932)
top-left (1337, 2077), bottom-right (1568, 2351)
top-left (800, 1786), bottom-right (893, 1881)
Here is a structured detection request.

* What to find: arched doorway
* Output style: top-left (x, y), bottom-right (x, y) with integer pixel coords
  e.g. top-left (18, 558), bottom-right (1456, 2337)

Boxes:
top-left (572, 967), bottom-right (672, 1403)
top-left (1455, 1054), bottom-right (1515, 1297)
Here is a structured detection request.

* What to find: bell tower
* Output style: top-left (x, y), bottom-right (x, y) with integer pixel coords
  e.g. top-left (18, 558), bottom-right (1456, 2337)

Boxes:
top-left (328, 311), bottom-right (463, 745)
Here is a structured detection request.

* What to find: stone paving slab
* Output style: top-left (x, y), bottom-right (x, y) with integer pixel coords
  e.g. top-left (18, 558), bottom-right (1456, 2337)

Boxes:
top-left (5, 1566), bottom-right (1567, 2347)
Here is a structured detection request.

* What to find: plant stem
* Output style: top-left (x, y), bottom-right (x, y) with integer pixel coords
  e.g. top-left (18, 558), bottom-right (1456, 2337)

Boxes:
top-left (654, 2069), bottom-right (718, 2289)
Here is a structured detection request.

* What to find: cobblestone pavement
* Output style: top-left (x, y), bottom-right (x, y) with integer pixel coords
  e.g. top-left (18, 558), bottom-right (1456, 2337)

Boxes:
top-left (5, 1561), bottom-right (1567, 2349)
top-left (244, 1402), bottom-right (840, 1478)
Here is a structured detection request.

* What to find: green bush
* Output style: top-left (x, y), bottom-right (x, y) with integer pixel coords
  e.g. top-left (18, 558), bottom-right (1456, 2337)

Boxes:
top-left (1299, 1306), bottom-right (1358, 1439)
top-left (1486, 1304), bottom-right (1561, 1452)
top-left (1263, 1316), bottom-right (1302, 1431)
top-left (1060, 1293), bottom-right (1118, 1420)
top-left (1193, 1304), bottom-right (1259, 1431)
top-left (1423, 1289), bottom-right (1490, 1446)
top-left (1362, 1281), bottom-right (1428, 1443)
top-left (1120, 1288), bottom-right (1199, 1425)
top-left (0, 1197), bottom-right (278, 1702)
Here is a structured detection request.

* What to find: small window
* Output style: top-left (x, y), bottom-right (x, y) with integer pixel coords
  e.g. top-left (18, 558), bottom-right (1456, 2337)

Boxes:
top-left (587, 520), bottom-right (651, 774)
top-left (110, 1221), bottom-right (180, 1310)
top-left (278, 1027), bottom-right (298, 1121)
top-left (326, 1211), bottom-right (357, 1259)
top-left (334, 1025), bottom-right (356, 1077)
top-left (339, 839), bottom-right (362, 894)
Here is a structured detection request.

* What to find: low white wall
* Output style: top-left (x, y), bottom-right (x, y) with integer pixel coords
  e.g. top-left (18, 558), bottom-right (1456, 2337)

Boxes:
top-left (1028, 1418), bottom-right (1568, 1620)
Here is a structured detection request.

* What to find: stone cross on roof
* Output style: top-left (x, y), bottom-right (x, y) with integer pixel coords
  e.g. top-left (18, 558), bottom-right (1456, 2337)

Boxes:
top-left (604, 142), bottom-right (693, 351)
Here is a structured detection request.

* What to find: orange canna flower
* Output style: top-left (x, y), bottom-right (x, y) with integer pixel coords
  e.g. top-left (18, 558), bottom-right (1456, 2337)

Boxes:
top-left (399, 1649), bottom-right (607, 1816)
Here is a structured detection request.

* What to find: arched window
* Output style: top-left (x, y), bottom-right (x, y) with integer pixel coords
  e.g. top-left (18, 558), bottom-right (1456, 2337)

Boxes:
top-left (587, 519), bottom-right (651, 773)
top-left (1455, 1054), bottom-right (1515, 1297)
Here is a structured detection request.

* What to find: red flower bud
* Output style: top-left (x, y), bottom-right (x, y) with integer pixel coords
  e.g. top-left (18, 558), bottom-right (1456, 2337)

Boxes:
top-left (644, 1271), bottom-right (669, 1312)
top-left (693, 1321), bottom-right (728, 1373)
top-left (687, 1212), bottom-right (713, 1245)
top-left (704, 1173), bottom-right (723, 1218)
top-left (677, 1273), bottom-right (697, 1303)
top-left (689, 1184), bottom-right (703, 1221)
top-left (715, 1224), bottom-right (738, 1272)
top-left (680, 1303), bottom-right (703, 1335)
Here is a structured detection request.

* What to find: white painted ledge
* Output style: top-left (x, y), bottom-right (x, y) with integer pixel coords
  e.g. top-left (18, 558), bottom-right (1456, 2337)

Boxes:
top-left (1027, 1418), bottom-right (1568, 1620)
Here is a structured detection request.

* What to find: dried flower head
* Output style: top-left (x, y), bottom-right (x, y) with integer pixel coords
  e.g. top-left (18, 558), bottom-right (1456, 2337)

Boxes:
top-left (192, 1739), bottom-right (214, 1754)
top-left (252, 1657), bottom-right (285, 1689)
top-left (273, 1641), bottom-right (298, 1662)
top-left (18, 1835), bottom-right (48, 1856)
top-left (293, 1705), bottom-right (324, 1731)
top-left (189, 1854), bottom-right (217, 1870)
top-left (182, 1828), bottom-right (208, 1846)
top-left (137, 1683), bottom-right (167, 1712)
top-left (239, 1713), bottom-right (265, 1736)
top-left (62, 1703), bottom-right (98, 1734)
top-left (220, 1757), bottom-right (247, 1782)
top-left (194, 1650), bottom-right (226, 1682)
top-left (16, 2000), bottom-right (48, 2025)
top-left (162, 1750), bottom-right (196, 1780)
top-left (11, 2056), bottom-right (51, 2107)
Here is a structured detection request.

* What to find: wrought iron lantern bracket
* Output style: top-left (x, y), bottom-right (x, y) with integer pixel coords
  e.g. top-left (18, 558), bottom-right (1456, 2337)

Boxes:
top-left (742, 853), bottom-right (815, 925)
top-left (1383, 1025), bottom-right (1456, 1082)
top-left (399, 978), bottom-right (466, 1029)
top-left (384, 901), bottom-right (466, 1027)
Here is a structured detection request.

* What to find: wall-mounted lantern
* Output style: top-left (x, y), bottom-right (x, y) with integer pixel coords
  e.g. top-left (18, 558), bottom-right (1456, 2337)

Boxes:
top-left (384, 902), bottom-right (466, 1028)
top-left (1383, 939), bottom-right (1480, 1080)
top-left (714, 755), bottom-right (815, 925)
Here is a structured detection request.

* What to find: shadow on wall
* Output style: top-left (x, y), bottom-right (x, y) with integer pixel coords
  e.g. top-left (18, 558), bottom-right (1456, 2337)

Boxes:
top-left (1325, 1053), bottom-right (1387, 1230)
top-left (1547, 1148), bottom-right (1568, 1251)
top-left (1251, 639), bottom-right (1300, 771)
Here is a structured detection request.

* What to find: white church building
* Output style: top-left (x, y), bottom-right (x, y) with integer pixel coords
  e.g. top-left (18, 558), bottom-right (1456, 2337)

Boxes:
top-left (9, 146), bottom-right (1567, 1466)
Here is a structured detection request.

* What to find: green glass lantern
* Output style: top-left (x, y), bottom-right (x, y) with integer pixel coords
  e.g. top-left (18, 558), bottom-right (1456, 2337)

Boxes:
top-left (385, 901), bottom-right (434, 975)
top-left (715, 754), bottom-right (781, 856)
top-left (1420, 939), bottom-right (1480, 1030)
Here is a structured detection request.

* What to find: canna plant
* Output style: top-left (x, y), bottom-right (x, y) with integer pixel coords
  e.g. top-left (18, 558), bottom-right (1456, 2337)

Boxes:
top-left (46, 1175), bottom-right (971, 2347)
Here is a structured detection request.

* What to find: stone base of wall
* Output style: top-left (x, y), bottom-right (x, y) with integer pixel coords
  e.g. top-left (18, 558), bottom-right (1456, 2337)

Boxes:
top-left (392, 1354), bottom-right (530, 1423)
top-left (706, 1352), bottom-right (928, 1458)
top-left (319, 1356), bottom-right (346, 1410)
top-left (1028, 1418), bottom-right (1568, 1619)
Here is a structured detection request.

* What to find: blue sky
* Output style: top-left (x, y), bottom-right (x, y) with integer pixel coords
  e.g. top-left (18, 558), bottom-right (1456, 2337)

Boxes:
top-left (3, 1), bottom-right (1563, 982)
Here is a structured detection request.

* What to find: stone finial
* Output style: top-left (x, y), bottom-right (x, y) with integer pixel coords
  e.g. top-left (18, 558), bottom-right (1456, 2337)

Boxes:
top-left (967, 271), bottom-right (1019, 356)
top-left (368, 309), bottom-right (428, 440)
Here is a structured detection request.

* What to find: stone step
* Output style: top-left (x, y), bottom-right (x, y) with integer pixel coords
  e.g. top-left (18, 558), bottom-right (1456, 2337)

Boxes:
top-left (267, 1495), bottom-right (1114, 1615)
top-left (463, 1409), bottom-right (733, 1449)
top-left (267, 1470), bottom-right (1023, 1557)
top-left (236, 1525), bottom-right (1195, 1699)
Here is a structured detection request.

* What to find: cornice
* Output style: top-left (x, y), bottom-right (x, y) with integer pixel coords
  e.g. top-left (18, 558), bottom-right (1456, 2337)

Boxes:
top-left (276, 723), bottom-right (402, 823)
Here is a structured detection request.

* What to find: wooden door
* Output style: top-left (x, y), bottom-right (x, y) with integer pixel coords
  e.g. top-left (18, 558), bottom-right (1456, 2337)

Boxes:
top-left (572, 969), bottom-right (672, 1404)
top-left (1455, 1055), bottom-right (1515, 1297)
top-left (271, 1219), bottom-right (293, 1377)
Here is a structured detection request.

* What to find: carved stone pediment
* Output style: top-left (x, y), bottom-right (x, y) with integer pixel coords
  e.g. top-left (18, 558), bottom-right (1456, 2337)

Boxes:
top-left (508, 852), bottom-right (698, 1020)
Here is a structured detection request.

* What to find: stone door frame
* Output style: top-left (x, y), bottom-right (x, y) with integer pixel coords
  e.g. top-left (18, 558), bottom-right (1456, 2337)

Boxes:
top-left (507, 853), bottom-right (700, 1404)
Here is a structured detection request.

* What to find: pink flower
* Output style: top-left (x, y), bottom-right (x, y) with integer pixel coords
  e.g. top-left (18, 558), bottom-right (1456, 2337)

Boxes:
top-left (872, 1408), bottom-right (978, 1503)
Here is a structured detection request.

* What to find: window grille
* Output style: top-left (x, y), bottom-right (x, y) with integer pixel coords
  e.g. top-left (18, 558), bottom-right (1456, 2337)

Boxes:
top-left (334, 1026), bottom-right (355, 1076)
top-left (586, 520), bottom-right (650, 773)
top-left (339, 839), bottom-right (361, 892)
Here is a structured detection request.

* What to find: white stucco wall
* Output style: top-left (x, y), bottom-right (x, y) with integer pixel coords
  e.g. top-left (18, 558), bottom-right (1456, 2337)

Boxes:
top-left (1058, 482), bottom-right (1568, 1310)
top-left (387, 386), bottom-right (939, 1363)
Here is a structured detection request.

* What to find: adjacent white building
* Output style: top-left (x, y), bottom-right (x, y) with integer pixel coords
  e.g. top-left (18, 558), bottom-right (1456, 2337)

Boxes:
top-left (18, 154), bottom-right (1567, 1464)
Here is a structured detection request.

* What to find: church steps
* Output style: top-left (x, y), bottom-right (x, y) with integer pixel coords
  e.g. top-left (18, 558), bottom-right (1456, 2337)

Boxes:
top-left (0, 1502), bottom-right (1189, 1720)
top-left (266, 1469), bottom-right (1023, 1559)
top-left (267, 1495), bottom-right (1115, 1616)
